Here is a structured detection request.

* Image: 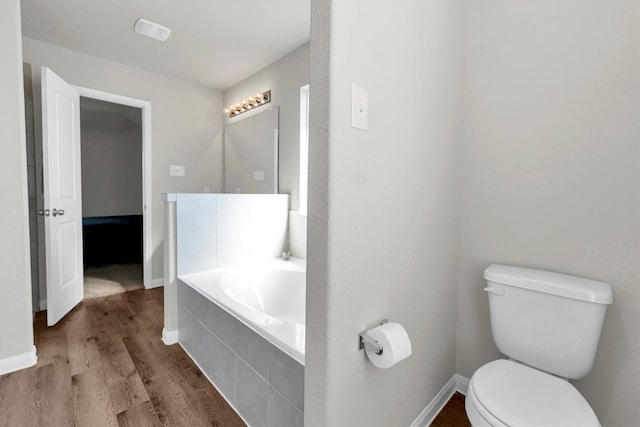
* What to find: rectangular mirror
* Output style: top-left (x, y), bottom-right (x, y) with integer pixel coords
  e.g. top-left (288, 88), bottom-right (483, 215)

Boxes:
top-left (224, 106), bottom-right (279, 194)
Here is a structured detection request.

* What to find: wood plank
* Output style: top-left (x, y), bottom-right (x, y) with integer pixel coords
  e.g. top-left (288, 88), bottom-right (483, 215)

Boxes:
top-left (33, 320), bottom-right (69, 365)
top-left (166, 366), bottom-right (245, 427)
top-left (33, 360), bottom-right (74, 426)
top-left (0, 366), bottom-right (30, 425)
top-left (96, 332), bottom-right (150, 413)
top-left (102, 294), bottom-right (139, 333)
top-left (121, 334), bottom-right (167, 384)
top-left (0, 286), bottom-right (245, 427)
top-left (108, 372), bottom-right (150, 415)
top-left (30, 361), bottom-right (72, 425)
top-left (0, 360), bottom-right (73, 426)
top-left (144, 373), bottom-right (203, 426)
top-left (68, 335), bottom-right (101, 376)
top-left (431, 392), bottom-right (471, 427)
top-left (96, 332), bottom-right (138, 384)
top-left (116, 401), bottom-right (163, 427)
top-left (71, 368), bottom-right (119, 427)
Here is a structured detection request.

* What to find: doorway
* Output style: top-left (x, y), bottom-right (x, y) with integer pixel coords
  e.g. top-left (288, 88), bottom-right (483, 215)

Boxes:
top-left (74, 87), bottom-right (153, 296)
top-left (79, 97), bottom-right (143, 299)
top-left (30, 70), bottom-right (153, 322)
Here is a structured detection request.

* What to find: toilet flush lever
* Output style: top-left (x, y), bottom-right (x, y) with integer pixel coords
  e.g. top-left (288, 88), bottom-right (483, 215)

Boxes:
top-left (484, 286), bottom-right (505, 296)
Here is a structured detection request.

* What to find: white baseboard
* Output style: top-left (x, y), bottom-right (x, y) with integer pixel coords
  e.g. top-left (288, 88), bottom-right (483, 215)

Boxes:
top-left (410, 373), bottom-right (470, 427)
top-left (0, 345), bottom-right (37, 376)
top-left (162, 328), bottom-right (179, 345)
top-left (454, 373), bottom-right (469, 395)
top-left (39, 299), bottom-right (47, 311)
top-left (147, 278), bottom-right (164, 289)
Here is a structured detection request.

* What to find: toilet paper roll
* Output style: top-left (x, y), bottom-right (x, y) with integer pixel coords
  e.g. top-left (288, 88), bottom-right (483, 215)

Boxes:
top-left (364, 322), bottom-right (412, 369)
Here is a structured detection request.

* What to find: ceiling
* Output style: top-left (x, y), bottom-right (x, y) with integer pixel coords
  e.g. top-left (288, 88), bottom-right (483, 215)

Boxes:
top-left (80, 98), bottom-right (141, 133)
top-left (20, 0), bottom-right (311, 91)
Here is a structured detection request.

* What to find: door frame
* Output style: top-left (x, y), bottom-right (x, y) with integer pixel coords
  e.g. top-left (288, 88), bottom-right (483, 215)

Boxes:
top-left (75, 86), bottom-right (153, 289)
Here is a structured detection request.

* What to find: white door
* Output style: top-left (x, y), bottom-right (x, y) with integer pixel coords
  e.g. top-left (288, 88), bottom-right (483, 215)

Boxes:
top-left (41, 67), bottom-right (84, 326)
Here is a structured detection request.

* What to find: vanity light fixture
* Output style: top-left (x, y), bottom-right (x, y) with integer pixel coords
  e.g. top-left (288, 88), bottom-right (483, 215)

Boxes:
top-left (134, 18), bottom-right (171, 41)
top-left (224, 90), bottom-right (271, 118)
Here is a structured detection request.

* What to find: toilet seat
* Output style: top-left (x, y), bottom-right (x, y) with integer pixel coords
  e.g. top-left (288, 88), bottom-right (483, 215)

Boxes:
top-left (466, 359), bottom-right (600, 427)
top-left (466, 380), bottom-right (507, 427)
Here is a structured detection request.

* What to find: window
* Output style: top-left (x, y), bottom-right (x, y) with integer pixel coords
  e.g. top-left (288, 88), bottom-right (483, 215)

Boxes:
top-left (299, 84), bottom-right (310, 216)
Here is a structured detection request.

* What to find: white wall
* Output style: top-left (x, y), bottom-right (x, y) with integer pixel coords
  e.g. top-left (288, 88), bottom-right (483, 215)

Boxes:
top-left (456, 1), bottom-right (640, 426)
top-left (22, 38), bottom-right (224, 282)
top-left (223, 43), bottom-right (310, 211)
top-left (81, 127), bottom-right (142, 217)
top-left (0, 0), bottom-right (35, 362)
top-left (305, 1), bottom-right (464, 425)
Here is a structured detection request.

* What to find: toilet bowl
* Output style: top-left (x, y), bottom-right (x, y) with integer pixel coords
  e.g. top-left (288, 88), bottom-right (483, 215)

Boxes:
top-left (465, 265), bottom-right (612, 426)
top-left (465, 360), bottom-right (599, 427)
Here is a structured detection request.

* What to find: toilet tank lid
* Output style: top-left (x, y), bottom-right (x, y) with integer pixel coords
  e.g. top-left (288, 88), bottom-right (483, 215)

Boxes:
top-left (484, 264), bottom-right (613, 304)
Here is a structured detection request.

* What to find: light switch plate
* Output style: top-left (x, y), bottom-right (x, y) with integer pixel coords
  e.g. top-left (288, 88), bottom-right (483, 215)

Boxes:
top-left (351, 84), bottom-right (368, 131)
top-left (254, 171), bottom-right (265, 181)
top-left (170, 164), bottom-right (185, 176)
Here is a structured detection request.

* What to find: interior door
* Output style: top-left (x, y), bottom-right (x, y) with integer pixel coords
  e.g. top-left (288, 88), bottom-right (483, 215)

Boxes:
top-left (41, 67), bottom-right (84, 326)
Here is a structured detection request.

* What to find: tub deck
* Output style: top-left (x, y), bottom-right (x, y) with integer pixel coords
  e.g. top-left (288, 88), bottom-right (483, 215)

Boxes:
top-left (177, 258), bottom-right (306, 427)
top-left (179, 257), bottom-right (306, 365)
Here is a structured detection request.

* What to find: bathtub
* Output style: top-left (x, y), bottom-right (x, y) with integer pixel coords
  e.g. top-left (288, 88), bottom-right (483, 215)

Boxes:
top-left (179, 257), bottom-right (306, 364)
top-left (177, 257), bottom-right (306, 426)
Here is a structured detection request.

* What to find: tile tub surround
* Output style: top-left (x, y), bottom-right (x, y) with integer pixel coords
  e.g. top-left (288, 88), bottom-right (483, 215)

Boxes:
top-left (173, 193), bottom-right (290, 276)
top-left (178, 281), bottom-right (304, 427)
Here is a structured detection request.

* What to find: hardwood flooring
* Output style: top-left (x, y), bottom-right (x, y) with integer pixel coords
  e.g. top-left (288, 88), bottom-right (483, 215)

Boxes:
top-left (0, 288), bottom-right (245, 427)
top-left (431, 392), bottom-right (471, 427)
top-left (1, 286), bottom-right (470, 426)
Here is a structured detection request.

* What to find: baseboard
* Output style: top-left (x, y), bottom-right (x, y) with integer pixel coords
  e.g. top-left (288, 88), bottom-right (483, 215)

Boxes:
top-left (410, 373), bottom-right (470, 427)
top-left (454, 373), bottom-right (469, 395)
top-left (162, 328), bottom-right (179, 345)
top-left (39, 299), bottom-right (47, 311)
top-left (147, 278), bottom-right (164, 289)
top-left (0, 345), bottom-right (37, 376)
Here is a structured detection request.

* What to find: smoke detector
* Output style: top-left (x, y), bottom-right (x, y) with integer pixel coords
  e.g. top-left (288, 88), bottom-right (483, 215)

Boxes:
top-left (134, 18), bottom-right (171, 42)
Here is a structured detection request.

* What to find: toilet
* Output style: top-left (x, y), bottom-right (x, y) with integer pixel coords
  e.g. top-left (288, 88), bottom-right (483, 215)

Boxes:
top-left (465, 264), bottom-right (613, 427)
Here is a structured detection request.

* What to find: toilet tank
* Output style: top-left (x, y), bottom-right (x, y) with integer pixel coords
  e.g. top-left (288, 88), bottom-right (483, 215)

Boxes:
top-left (484, 265), bottom-right (613, 380)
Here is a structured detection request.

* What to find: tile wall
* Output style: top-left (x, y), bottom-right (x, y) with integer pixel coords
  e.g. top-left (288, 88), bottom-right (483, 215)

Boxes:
top-left (176, 193), bottom-right (289, 276)
top-left (288, 210), bottom-right (307, 260)
top-left (178, 281), bottom-right (304, 427)
top-left (174, 192), bottom-right (301, 426)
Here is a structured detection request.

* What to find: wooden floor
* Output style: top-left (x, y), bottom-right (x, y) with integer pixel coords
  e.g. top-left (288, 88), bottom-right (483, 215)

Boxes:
top-left (0, 286), bottom-right (470, 427)
top-left (431, 392), bottom-right (471, 427)
top-left (0, 288), bottom-right (245, 427)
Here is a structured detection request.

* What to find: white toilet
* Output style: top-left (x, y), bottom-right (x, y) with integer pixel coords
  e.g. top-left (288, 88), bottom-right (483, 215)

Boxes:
top-left (465, 264), bottom-right (613, 427)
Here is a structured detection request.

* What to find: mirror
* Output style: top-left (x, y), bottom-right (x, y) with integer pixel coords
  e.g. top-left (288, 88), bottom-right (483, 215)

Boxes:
top-left (224, 106), bottom-right (279, 194)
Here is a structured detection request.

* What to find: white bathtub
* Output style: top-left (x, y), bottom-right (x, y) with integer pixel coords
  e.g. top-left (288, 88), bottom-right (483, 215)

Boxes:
top-left (179, 257), bottom-right (306, 364)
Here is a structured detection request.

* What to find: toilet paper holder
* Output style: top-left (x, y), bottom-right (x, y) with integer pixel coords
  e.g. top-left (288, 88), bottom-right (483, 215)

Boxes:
top-left (359, 319), bottom-right (388, 355)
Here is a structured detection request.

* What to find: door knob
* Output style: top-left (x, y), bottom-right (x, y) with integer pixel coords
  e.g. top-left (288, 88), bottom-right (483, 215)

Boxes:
top-left (37, 209), bottom-right (50, 217)
top-left (52, 208), bottom-right (65, 217)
